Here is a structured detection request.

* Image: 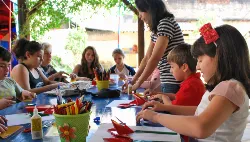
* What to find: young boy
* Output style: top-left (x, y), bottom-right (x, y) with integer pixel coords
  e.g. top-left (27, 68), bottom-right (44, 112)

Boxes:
top-left (149, 43), bottom-right (205, 106)
top-left (149, 43), bottom-right (205, 142)
top-left (0, 46), bottom-right (35, 110)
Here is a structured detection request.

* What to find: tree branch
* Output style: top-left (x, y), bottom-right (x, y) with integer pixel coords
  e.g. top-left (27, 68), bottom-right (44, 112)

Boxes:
top-left (27, 0), bottom-right (46, 17)
top-left (121, 0), bottom-right (138, 16)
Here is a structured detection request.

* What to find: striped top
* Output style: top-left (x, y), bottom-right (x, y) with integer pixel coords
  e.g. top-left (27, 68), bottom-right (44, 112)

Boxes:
top-left (151, 17), bottom-right (184, 84)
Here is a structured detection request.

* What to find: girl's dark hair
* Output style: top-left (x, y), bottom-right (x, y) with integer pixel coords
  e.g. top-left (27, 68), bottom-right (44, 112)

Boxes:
top-left (12, 38), bottom-right (43, 60)
top-left (80, 46), bottom-right (101, 75)
top-left (191, 24), bottom-right (250, 97)
top-left (135, 0), bottom-right (174, 33)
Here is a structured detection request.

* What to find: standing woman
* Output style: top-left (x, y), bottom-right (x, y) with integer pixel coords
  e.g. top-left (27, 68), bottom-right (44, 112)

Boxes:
top-left (129, 0), bottom-right (184, 93)
top-left (11, 38), bottom-right (61, 94)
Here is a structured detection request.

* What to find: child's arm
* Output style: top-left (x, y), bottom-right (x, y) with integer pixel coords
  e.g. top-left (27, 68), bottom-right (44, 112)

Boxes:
top-left (0, 98), bottom-right (16, 110)
top-left (149, 93), bottom-right (176, 101)
top-left (138, 81), bottom-right (243, 138)
top-left (162, 95), bottom-right (172, 105)
top-left (38, 68), bottom-right (57, 85)
top-left (28, 83), bottom-right (60, 94)
top-left (47, 71), bottom-right (68, 81)
top-left (138, 96), bottom-right (237, 138)
top-left (11, 66), bottom-right (60, 94)
top-left (72, 64), bottom-right (81, 75)
top-left (142, 101), bottom-right (197, 115)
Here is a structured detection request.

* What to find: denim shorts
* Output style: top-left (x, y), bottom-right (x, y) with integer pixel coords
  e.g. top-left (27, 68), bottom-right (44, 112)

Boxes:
top-left (161, 83), bottom-right (180, 94)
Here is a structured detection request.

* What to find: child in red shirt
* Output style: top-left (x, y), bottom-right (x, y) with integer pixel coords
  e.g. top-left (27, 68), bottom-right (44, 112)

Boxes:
top-left (149, 43), bottom-right (205, 106)
top-left (149, 43), bottom-right (205, 142)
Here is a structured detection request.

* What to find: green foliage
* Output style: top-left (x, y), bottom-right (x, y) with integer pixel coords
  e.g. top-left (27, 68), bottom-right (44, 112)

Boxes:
top-left (64, 28), bottom-right (87, 68)
top-left (19, 0), bottom-right (137, 39)
top-left (51, 55), bottom-right (72, 73)
top-left (192, 16), bottom-right (214, 35)
top-left (26, 0), bottom-right (104, 40)
top-left (65, 28), bottom-right (87, 55)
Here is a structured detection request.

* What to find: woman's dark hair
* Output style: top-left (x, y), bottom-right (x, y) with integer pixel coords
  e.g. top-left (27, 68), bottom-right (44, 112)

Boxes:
top-left (135, 0), bottom-right (174, 33)
top-left (12, 38), bottom-right (43, 60)
top-left (80, 46), bottom-right (101, 75)
top-left (191, 24), bottom-right (250, 97)
top-left (0, 46), bottom-right (11, 62)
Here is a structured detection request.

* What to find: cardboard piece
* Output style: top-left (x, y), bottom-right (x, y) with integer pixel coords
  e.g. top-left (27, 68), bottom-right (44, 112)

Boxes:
top-left (0, 126), bottom-right (23, 139)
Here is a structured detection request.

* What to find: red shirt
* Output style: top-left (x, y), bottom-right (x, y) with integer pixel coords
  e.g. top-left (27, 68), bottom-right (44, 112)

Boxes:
top-left (172, 72), bottom-right (205, 106)
top-left (171, 73), bottom-right (205, 142)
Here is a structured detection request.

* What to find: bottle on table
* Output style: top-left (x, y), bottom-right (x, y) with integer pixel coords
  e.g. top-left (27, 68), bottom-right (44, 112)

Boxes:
top-left (31, 106), bottom-right (43, 140)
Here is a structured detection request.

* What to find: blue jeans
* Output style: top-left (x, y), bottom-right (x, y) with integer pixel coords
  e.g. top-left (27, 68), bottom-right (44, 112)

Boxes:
top-left (161, 83), bottom-right (180, 94)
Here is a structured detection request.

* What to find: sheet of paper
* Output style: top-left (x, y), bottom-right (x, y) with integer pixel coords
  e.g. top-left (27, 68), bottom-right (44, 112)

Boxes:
top-left (45, 125), bottom-right (59, 137)
top-left (89, 123), bottom-right (181, 142)
top-left (6, 113), bottom-right (55, 126)
top-left (106, 100), bottom-right (142, 108)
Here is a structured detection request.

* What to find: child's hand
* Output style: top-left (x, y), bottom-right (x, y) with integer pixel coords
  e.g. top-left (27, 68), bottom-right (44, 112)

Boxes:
top-left (161, 95), bottom-right (172, 105)
top-left (0, 116), bottom-right (7, 125)
top-left (54, 71), bottom-right (68, 78)
top-left (0, 98), bottom-right (16, 110)
top-left (119, 73), bottom-right (126, 80)
top-left (69, 73), bottom-right (77, 80)
top-left (149, 94), bottom-right (163, 101)
top-left (143, 88), bottom-right (152, 96)
top-left (142, 100), bottom-right (165, 111)
top-left (0, 116), bottom-right (7, 134)
top-left (21, 90), bottom-right (36, 100)
top-left (136, 109), bottom-right (158, 123)
top-left (122, 82), bottom-right (128, 93)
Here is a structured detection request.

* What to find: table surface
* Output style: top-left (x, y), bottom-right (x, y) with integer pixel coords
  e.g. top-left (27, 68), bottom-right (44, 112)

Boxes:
top-left (0, 84), bottom-right (146, 142)
top-left (0, 83), bottom-right (249, 142)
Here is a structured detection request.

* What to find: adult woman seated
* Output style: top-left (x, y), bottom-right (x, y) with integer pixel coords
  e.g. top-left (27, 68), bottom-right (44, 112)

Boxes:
top-left (11, 38), bottom-right (62, 94)
top-left (40, 42), bottom-right (68, 82)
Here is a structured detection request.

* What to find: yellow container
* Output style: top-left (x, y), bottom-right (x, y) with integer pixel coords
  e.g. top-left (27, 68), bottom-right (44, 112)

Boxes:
top-left (96, 80), bottom-right (109, 91)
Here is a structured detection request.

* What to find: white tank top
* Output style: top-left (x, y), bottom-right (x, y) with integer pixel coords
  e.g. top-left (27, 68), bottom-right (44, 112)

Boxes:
top-left (195, 80), bottom-right (249, 142)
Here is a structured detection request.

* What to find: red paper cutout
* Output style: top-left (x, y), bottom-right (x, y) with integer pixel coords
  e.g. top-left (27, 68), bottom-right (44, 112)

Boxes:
top-left (110, 119), bottom-right (134, 135)
top-left (103, 137), bottom-right (133, 142)
top-left (118, 94), bottom-right (146, 108)
top-left (105, 119), bottom-right (134, 141)
top-left (199, 23), bottom-right (219, 44)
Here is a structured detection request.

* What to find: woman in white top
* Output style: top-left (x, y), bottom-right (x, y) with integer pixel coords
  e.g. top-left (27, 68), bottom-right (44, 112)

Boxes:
top-left (136, 24), bottom-right (250, 141)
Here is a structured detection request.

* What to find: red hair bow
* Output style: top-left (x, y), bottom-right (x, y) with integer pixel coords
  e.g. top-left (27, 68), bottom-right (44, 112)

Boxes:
top-left (199, 23), bottom-right (219, 44)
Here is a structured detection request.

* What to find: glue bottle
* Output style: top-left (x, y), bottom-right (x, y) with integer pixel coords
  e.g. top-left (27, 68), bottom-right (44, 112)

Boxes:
top-left (31, 106), bottom-right (43, 139)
